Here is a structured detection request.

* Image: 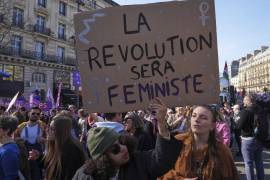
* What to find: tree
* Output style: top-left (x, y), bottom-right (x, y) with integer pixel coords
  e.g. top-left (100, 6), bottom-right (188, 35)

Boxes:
top-left (0, 0), bottom-right (28, 47)
top-left (0, 0), bottom-right (13, 45)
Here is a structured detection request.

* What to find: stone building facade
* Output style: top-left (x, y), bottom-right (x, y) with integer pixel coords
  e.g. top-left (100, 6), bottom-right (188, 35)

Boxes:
top-left (237, 46), bottom-right (270, 93)
top-left (0, 0), bottom-right (118, 106)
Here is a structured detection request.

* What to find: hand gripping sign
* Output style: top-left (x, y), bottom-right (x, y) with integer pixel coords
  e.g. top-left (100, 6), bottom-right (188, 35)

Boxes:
top-left (74, 0), bottom-right (220, 113)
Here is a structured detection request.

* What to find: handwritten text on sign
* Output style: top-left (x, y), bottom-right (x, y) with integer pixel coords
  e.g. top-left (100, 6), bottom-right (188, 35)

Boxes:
top-left (74, 0), bottom-right (220, 112)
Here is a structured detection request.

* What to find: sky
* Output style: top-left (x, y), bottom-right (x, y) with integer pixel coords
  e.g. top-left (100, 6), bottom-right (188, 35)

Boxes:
top-left (114, 0), bottom-right (270, 73)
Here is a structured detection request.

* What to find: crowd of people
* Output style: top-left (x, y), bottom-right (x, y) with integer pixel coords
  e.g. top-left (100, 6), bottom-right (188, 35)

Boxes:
top-left (0, 94), bottom-right (268, 180)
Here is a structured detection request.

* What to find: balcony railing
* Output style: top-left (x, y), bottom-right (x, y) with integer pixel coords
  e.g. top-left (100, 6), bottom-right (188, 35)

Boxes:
top-left (37, 0), bottom-right (46, 8)
top-left (0, 44), bottom-right (76, 66)
top-left (34, 24), bottom-right (51, 36)
top-left (12, 21), bottom-right (24, 29)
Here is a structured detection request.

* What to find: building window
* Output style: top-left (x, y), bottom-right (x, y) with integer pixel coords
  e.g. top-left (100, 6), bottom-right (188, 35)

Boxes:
top-left (32, 72), bottom-right (46, 83)
top-left (3, 65), bottom-right (13, 81)
top-left (54, 70), bottom-right (70, 88)
top-left (58, 23), bottom-right (66, 40)
top-left (0, 64), bottom-right (4, 81)
top-left (37, 0), bottom-right (46, 8)
top-left (90, 0), bottom-right (97, 9)
top-left (35, 41), bottom-right (45, 59)
top-left (12, 7), bottom-right (24, 28)
top-left (36, 15), bottom-right (45, 32)
top-left (59, 2), bottom-right (66, 16)
top-left (0, 14), bottom-right (4, 23)
top-left (1, 64), bottom-right (24, 82)
top-left (56, 46), bottom-right (65, 63)
top-left (14, 66), bottom-right (24, 81)
top-left (11, 35), bottom-right (22, 55)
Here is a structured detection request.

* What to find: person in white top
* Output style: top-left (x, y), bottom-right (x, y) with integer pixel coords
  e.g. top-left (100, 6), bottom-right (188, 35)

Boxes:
top-left (15, 107), bottom-right (46, 180)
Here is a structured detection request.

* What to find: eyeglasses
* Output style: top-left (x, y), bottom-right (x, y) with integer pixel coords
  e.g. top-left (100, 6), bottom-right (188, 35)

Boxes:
top-left (31, 113), bottom-right (40, 116)
top-left (107, 143), bottom-right (121, 155)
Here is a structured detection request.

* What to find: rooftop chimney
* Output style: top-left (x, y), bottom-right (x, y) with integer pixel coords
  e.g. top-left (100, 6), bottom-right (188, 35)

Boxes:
top-left (246, 54), bottom-right (253, 60)
top-left (254, 50), bottom-right (261, 56)
top-left (261, 46), bottom-right (269, 52)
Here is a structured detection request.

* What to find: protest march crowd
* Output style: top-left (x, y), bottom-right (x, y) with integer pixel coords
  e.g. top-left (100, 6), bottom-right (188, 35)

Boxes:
top-left (0, 92), bottom-right (269, 180)
top-left (0, 1), bottom-right (269, 179)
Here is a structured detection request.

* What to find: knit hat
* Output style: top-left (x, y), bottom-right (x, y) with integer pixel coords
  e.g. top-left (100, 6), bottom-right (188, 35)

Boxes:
top-left (124, 112), bottom-right (143, 129)
top-left (94, 121), bottom-right (125, 133)
top-left (87, 127), bottom-right (120, 160)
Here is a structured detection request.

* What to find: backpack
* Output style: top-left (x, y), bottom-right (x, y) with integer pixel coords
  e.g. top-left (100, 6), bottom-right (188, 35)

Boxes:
top-left (253, 109), bottom-right (270, 142)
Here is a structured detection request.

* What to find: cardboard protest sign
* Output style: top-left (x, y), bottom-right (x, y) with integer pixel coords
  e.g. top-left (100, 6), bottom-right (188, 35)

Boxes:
top-left (74, 0), bottom-right (220, 113)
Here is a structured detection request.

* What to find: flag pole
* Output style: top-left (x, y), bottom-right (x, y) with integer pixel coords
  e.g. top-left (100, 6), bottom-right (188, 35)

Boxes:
top-left (56, 82), bottom-right (62, 108)
top-left (6, 91), bottom-right (20, 113)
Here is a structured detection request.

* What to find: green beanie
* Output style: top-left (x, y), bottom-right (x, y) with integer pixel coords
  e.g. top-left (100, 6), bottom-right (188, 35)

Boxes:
top-left (87, 127), bottom-right (120, 160)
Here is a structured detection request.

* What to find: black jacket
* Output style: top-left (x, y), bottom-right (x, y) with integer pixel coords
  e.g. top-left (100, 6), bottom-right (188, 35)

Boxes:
top-left (60, 140), bottom-right (86, 180)
top-left (134, 130), bottom-right (155, 151)
top-left (73, 135), bottom-right (182, 180)
top-left (238, 106), bottom-right (258, 137)
top-left (119, 135), bottom-right (182, 180)
top-left (39, 139), bottom-right (86, 180)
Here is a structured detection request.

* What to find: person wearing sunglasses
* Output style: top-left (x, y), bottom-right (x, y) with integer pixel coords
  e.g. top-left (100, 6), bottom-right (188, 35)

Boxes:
top-left (14, 106), bottom-right (46, 180)
top-left (73, 98), bottom-right (182, 180)
top-left (123, 111), bottom-right (155, 151)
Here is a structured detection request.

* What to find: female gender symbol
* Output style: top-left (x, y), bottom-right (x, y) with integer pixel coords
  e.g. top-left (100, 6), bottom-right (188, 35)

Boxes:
top-left (199, 1), bottom-right (210, 26)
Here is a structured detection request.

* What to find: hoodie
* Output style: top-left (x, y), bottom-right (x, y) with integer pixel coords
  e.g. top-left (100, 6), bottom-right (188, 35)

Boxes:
top-left (0, 143), bottom-right (20, 180)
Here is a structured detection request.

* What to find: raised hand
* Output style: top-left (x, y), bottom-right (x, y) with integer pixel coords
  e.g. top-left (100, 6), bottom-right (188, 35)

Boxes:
top-left (149, 98), bottom-right (170, 139)
top-left (149, 98), bottom-right (167, 124)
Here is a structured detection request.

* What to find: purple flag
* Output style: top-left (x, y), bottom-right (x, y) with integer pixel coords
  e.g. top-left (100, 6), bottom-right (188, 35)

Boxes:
top-left (29, 90), bottom-right (40, 107)
top-left (46, 87), bottom-right (55, 109)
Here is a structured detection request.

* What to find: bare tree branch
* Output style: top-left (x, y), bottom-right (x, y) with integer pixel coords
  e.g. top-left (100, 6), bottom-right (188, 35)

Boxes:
top-left (0, 0), bottom-right (13, 45)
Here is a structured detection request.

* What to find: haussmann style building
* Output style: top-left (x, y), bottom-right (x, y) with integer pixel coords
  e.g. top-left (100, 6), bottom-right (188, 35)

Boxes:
top-left (232, 46), bottom-right (270, 93)
top-left (0, 0), bottom-right (119, 106)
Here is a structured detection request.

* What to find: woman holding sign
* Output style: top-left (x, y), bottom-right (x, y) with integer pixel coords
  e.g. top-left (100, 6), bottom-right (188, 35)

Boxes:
top-left (159, 105), bottom-right (240, 180)
top-left (72, 98), bottom-right (182, 180)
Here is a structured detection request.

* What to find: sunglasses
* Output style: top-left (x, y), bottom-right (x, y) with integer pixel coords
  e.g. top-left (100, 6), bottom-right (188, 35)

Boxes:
top-left (107, 143), bottom-right (121, 155)
top-left (31, 113), bottom-right (40, 116)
